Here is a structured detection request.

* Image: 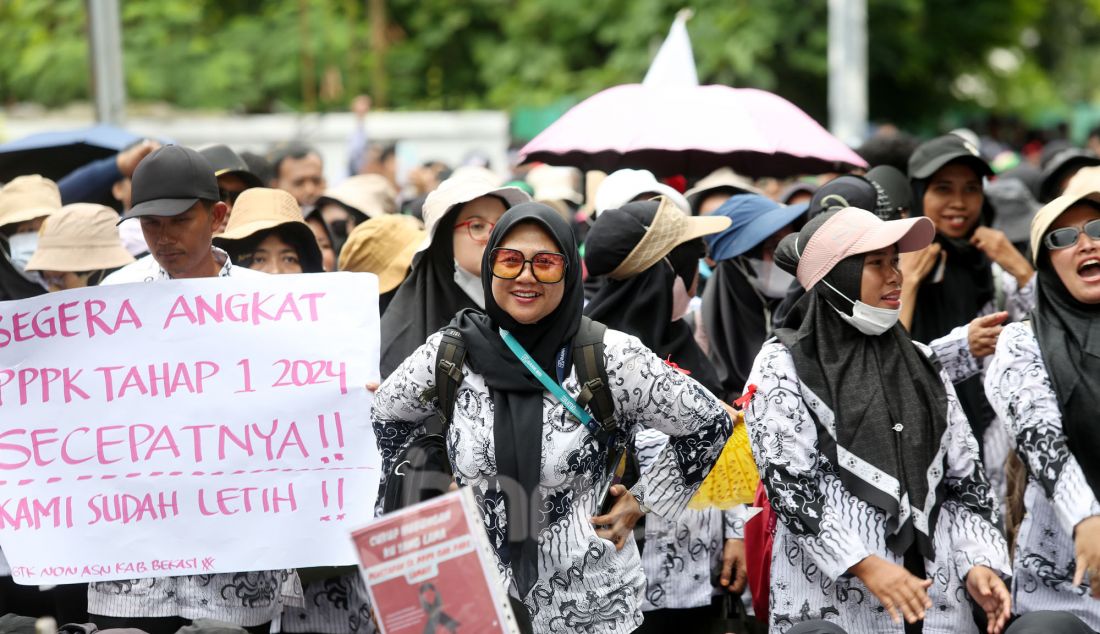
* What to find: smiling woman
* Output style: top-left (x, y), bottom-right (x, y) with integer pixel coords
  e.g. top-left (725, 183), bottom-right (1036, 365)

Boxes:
top-left (984, 188), bottom-right (1100, 632)
top-left (372, 202), bottom-right (732, 634)
top-left (746, 207), bottom-right (1013, 634)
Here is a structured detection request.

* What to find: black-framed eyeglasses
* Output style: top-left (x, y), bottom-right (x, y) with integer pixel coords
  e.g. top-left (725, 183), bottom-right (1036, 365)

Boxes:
top-left (489, 248), bottom-right (567, 283)
top-left (1044, 218), bottom-right (1100, 250)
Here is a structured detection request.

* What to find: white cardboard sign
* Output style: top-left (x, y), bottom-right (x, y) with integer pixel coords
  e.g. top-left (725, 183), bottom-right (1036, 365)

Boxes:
top-left (0, 272), bottom-right (381, 584)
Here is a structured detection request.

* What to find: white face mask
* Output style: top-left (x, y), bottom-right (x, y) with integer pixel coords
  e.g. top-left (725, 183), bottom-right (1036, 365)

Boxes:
top-left (671, 274), bottom-right (692, 322)
top-left (822, 279), bottom-right (900, 336)
top-left (453, 261), bottom-right (486, 309)
top-left (8, 231), bottom-right (39, 272)
top-left (747, 257), bottom-right (795, 299)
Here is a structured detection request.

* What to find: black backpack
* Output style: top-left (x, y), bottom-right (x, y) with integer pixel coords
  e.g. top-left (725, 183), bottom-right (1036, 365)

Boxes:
top-left (380, 317), bottom-right (626, 514)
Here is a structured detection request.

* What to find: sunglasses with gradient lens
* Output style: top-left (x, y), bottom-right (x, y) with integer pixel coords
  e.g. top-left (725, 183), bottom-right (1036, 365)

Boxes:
top-left (490, 248), bottom-right (567, 283)
top-left (1044, 218), bottom-right (1100, 251)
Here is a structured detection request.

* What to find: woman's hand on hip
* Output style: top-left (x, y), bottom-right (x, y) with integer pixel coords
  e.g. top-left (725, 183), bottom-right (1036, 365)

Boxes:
top-left (591, 484), bottom-right (643, 550)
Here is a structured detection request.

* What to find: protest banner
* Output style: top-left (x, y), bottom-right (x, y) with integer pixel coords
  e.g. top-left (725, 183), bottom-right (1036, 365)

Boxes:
top-left (352, 488), bottom-right (519, 634)
top-left (0, 272), bottom-right (381, 584)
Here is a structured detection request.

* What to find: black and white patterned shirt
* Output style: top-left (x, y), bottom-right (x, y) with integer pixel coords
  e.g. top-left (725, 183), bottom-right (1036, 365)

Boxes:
top-left (985, 322), bottom-right (1100, 631)
top-left (745, 340), bottom-right (1009, 634)
top-left (372, 328), bottom-right (732, 634)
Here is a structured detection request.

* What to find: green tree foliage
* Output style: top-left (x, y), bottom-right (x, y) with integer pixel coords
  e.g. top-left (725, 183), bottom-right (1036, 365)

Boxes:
top-left (0, 0), bottom-right (1095, 131)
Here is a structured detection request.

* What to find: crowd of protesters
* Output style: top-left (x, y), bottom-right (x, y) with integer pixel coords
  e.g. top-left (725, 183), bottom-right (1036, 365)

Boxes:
top-left (0, 110), bottom-right (1098, 634)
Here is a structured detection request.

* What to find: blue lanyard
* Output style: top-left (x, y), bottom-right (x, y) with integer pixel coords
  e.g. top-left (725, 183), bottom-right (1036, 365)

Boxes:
top-left (498, 328), bottom-right (597, 434)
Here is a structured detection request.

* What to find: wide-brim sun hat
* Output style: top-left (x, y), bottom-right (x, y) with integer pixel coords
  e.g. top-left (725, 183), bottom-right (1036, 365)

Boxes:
top-left (594, 168), bottom-right (690, 215)
top-left (212, 187), bottom-right (323, 273)
top-left (684, 168), bottom-right (762, 213)
top-left (316, 174), bottom-right (398, 220)
top-left (704, 193), bottom-right (809, 262)
top-left (526, 164), bottom-right (583, 205)
top-left (1029, 165), bottom-right (1100, 265)
top-left (603, 195), bottom-right (731, 280)
top-left (25, 203), bottom-right (135, 272)
top-left (419, 173), bottom-right (530, 252)
top-left (338, 214), bottom-right (426, 293)
top-left (0, 174), bottom-right (62, 229)
top-left (795, 207), bottom-right (935, 290)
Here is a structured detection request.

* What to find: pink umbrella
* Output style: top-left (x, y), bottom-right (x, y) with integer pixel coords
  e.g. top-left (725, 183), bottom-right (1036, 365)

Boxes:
top-left (519, 84), bottom-right (867, 178)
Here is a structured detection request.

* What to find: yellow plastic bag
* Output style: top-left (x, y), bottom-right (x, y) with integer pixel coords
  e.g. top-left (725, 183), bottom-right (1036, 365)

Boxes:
top-left (688, 411), bottom-right (759, 510)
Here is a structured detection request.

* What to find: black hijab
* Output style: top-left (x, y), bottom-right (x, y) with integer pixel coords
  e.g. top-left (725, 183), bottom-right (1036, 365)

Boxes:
top-left (449, 202), bottom-right (583, 598)
top-left (582, 201), bottom-right (721, 396)
top-left (909, 168), bottom-right (997, 435)
top-left (380, 208), bottom-right (478, 377)
top-left (773, 213), bottom-right (950, 560)
top-left (702, 258), bottom-right (780, 402)
top-left (1032, 249), bottom-right (1100, 498)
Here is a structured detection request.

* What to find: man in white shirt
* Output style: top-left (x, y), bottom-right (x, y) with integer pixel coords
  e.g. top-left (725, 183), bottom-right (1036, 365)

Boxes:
top-left (92, 146), bottom-right (280, 633)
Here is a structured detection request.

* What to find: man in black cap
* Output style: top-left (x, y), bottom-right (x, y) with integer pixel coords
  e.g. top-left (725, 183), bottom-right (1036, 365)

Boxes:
top-left (101, 145), bottom-right (265, 285)
top-left (92, 147), bottom-right (280, 632)
top-left (198, 144), bottom-right (263, 223)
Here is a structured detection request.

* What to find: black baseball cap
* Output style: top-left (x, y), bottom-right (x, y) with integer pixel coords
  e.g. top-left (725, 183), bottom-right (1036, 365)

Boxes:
top-left (121, 145), bottom-right (220, 221)
top-left (1037, 148), bottom-right (1100, 203)
top-left (199, 144), bottom-right (264, 189)
top-left (866, 165), bottom-right (913, 220)
top-left (907, 134), bottom-right (993, 181)
top-left (807, 175), bottom-right (878, 218)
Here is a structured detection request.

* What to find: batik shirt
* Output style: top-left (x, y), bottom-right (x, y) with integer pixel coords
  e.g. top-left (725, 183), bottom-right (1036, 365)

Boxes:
top-left (88, 248), bottom-right (292, 626)
top-left (985, 323), bottom-right (1100, 631)
top-left (744, 340), bottom-right (1009, 634)
top-left (372, 329), bottom-right (732, 634)
top-left (281, 573), bottom-right (376, 634)
top-left (634, 428), bottom-right (750, 611)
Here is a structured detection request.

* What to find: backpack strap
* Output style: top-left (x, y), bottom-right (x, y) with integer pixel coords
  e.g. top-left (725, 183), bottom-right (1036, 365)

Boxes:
top-left (419, 327), bottom-right (467, 428)
top-left (573, 317), bottom-right (617, 436)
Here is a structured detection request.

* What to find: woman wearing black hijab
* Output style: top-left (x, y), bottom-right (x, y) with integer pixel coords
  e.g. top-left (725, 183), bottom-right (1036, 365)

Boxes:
top-left (372, 203), bottom-right (732, 634)
top-left (745, 207), bottom-right (1010, 634)
top-left (379, 173), bottom-right (529, 377)
top-left (700, 194), bottom-right (806, 403)
top-left (903, 135), bottom-right (1035, 444)
top-left (582, 198), bottom-right (744, 629)
top-left (986, 189), bottom-right (1100, 634)
top-left (583, 198), bottom-right (727, 395)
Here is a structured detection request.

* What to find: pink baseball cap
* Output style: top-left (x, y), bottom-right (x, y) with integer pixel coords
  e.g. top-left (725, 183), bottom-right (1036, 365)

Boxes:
top-left (796, 207), bottom-right (935, 290)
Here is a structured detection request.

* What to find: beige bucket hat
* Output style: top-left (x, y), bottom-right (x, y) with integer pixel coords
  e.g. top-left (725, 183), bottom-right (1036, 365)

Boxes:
top-left (213, 187), bottom-right (323, 273)
top-left (317, 174), bottom-right (398, 219)
top-left (0, 175), bottom-right (62, 230)
top-left (338, 215), bottom-right (426, 293)
top-left (25, 203), bottom-right (135, 272)
top-left (607, 196), bottom-right (732, 280)
top-left (1029, 166), bottom-right (1100, 264)
top-left (419, 173), bottom-right (530, 252)
top-left (684, 168), bottom-right (762, 213)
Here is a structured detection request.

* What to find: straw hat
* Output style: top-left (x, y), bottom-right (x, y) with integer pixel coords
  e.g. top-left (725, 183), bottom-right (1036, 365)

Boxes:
top-left (419, 173), bottom-right (530, 251)
top-left (317, 174), bottom-right (398, 220)
top-left (0, 175), bottom-right (62, 230)
top-left (25, 204), bottom-right (135, 272)
top-left (338, 215), bottom-right (426, 293)
top-left (607, 196), bottom-right (731, 280)
top-left (212, 187), bottom-right (323, 273)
